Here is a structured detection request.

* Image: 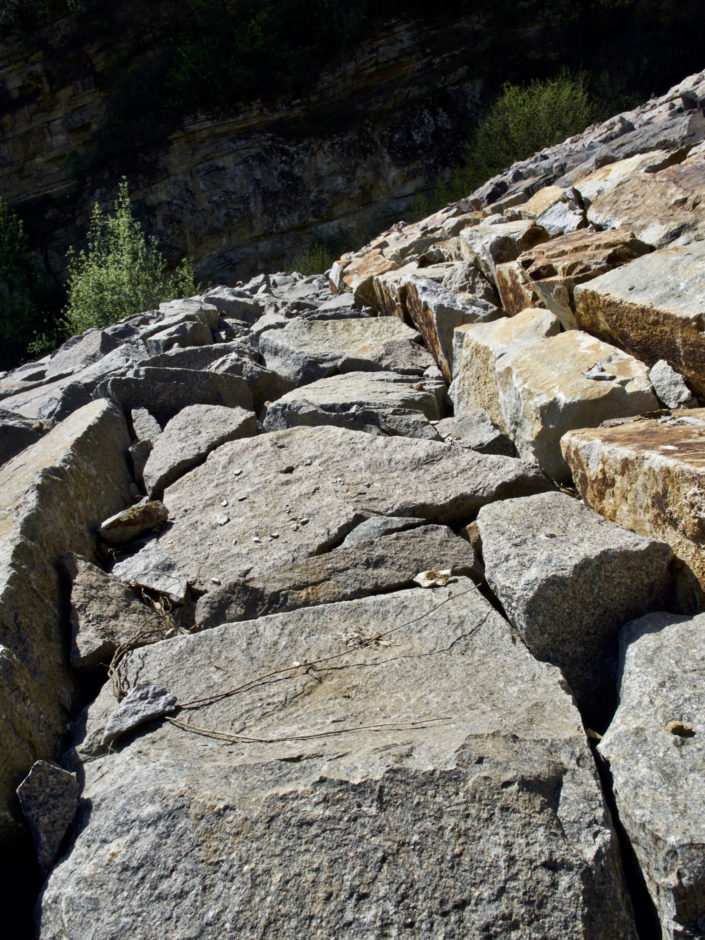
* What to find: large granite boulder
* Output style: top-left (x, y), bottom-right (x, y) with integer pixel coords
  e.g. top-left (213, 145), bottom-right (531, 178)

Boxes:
top-left (0, 400), bottom-right (131, 842)
top-left (561, 410), bottom-right (705, 602)
top-left (599, 611), bottom-right (705, 940)
top-left (573, 241), bottom-right (705, 397)
top-left (111, 425), bottom-right (550, 602)
top-left (476, 492), bottom-right (673, 726)
top-left (39, 581), bottom-right (635, 938)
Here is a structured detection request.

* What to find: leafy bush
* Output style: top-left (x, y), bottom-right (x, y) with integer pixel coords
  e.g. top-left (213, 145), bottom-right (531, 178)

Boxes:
top-left (290, 242), bottom-right (338, 276)
top-left (436, 73), bottom-right (598, 204)
top-left (63, 179), bottom-right (197, 335)
top-left (0, 197), bottom-right (46, 368)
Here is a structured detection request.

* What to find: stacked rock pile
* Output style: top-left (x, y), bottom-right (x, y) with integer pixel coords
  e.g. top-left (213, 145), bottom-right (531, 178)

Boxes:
top-left (1, 69), bottom-right (704, 937)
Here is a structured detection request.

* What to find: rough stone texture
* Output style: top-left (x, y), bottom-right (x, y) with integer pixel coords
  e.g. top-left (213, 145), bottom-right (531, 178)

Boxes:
top-left (98, 501), bottom-right (169, 545)
top-left (459, 220), bottom-right (550, 285)
top-left (580, 145), bottom-right (705, 247)
top-left (130, 407), bottom-right (162, 443)
top-left (40, 581), bottom-right (635, 939)
top-left (195, 524), bottom-right (476, 628)
top-left (111, 426), bottom-right (550, 602)
top-left (0, 399), bottom-right (131, 841)
top-left (144, 404), bottom-right (258, 497)
top-left (100, 367), bottom-right (254, 424)
top-left (649, 360), bottom-right (695, 409)
top-left (101, 683), bottom-right (178, 749)
top-left (403, 276), bottom-right (500, 380)
top-left (435, 412), bottom-right (516, 457)
top-left (561, 410), bottom-right (705, 599)
top-left (495, 329), bottom-right (659, 482)
top-left (599, 611), bottom-right (705, 939)
top-left (200, 286), bottom-right (263, 323)
top-left (573, 241), bottom-right (705, 397)
top-left (332, 249), bottom-right (399, 306)
top-left (16, 761), bottom-right (79, 877)
top-left (496, 229), bottom-right (652, 327)
top-left (0, 407), bottom-right (42, 465)
top-left (340, 514), bottom-right (425, 547)
top-left (476, 492), bottom-right (673, 725)
top-left (262, 371), bottom-right (446, 439)
top-left (451, 307), bottom-right (562, 428)
top-left (259, 317), bottom-right (423, 386)
top-left (64, 554), bottom-right (168, 671)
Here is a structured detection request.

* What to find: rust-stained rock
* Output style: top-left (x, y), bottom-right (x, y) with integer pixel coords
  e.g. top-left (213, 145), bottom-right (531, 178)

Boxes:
top-left (573, 241), bottom-right (705, 397)
top-left (496, 229), bottom-right (652, 326)
top-left (561, 410), bottom-right (705, 598)
top-left (520, 185), bottom-right (567, 218)
top-left (581, 145), bottom-right (705, 247)
top-left (331, 250), bottom-right (399, 306)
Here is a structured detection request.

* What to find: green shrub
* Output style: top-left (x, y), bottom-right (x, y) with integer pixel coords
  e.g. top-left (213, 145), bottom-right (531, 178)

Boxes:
top-left (436, 73), bottom-right (598, 205)
top-left (290, 242), bottom-right (338, 276)
top-left (63, 179), bottom-right (197, 335)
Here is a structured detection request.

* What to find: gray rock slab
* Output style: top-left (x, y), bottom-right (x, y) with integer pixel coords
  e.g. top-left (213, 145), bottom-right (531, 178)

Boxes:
top-left (262, 371), bottom-right (446, 437)
top-left (0, 399), bottom-right (131, 842)
top-left (111, 426), bottom-right (550, 602)
top-left (263, 400), bottom-right (442, 440)
top-left (99, 367), bottom-right (253, 424)
top-left (435, 411), bottom-right (516, 456)
top-left (599, 611), bottom-right (705, 940)
top-left (16, 761), bottom-right (79, 877)
top-left (341, 514), bottom-right (425, 547)
top-left (143, 404), bottom-right (257, 498)
top-left (201, 286), bottom-right (264, 322)
top-left (143, 318), bottom-right (213, 356)
top-left (64, 554), bottom-right (169, 671)
top-left (477, 492), bottom-right (674, 726)
top-left (648, 359), bottom-right (696, 409)
top-left (40, 581), bottom-right (635, 939)
top-left (206, 353), bottom-right (294, 410)
top-left (0, 408), bottom-right (42, 465)
top-left (259, 317), bottom-right (424, 385)
top-left (101, 683), bottom-right (178, 748)
top-left (130, 407), bottom-right (162, 443)
top-left (195, 524), bottom-right (476, 628)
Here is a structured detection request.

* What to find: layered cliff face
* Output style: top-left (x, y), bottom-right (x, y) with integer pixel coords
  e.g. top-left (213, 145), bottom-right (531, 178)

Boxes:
top-left (0, 11), bottom-right (485, 285)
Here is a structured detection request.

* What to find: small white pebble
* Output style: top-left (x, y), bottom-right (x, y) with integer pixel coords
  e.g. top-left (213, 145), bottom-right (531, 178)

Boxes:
top-left (271, 532), bottom-right (279, 539)
top-left (221, 499), bottom-right (229, 507)
top-left (292, 661), bottom-right (301, 667)
top-left (211, 577), bottom-right (222, 585)
top-left (216, 514), bottom-right (230, 526)
top-left (252, 536), bottom-right (261, 543)
top-left (291, 523), bottom-right (299, 531)
top-left (234, 469), bottom-right (243, 476)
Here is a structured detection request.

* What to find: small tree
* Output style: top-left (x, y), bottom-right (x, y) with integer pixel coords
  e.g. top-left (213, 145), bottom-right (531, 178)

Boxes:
top-left (438, 73), bottom-right (597, 204)
top-left (63, 179), bottom-right (197, 335)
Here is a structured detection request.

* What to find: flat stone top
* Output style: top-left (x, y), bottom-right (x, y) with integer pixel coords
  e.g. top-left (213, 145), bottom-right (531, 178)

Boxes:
top-left (83, 580), bottom-right (585, 775)
top-left (267, 316), bottom-right (420, 353)
top-left (562, 410), bottom-right (705, 471)
top-left (112, 425), bottom-right (547, 598)
top-left (271, 371), bottom-right (443, 409)
top-left (574, 241), bottom-right (705, 318)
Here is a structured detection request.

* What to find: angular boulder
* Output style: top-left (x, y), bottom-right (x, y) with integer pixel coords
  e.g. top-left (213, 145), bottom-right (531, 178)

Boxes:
top-left (573, 241), bottom-right (705, 397)
top-left (262, 371), bottom-right (446, 439)
top-left (259, 317), bottom-right (423, 386)
top-left (561, 410), bottom-right (705, 599)
top-left (143, 404), bottom-right (258, 497)
top-left (111, 425), bottom-right (550, 602)
top-left (477, 492), bottom-right (673, 725)
top-left (40, 581), bottom-right (635, 938)
top-left (599, 611), bottom-right (705, 939)
top-left (0, 399), bottom-right (131, 841)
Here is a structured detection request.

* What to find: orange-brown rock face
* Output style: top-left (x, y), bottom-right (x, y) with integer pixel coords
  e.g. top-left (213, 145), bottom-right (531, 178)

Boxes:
top-left (562, 410), bottom-right (705, 599)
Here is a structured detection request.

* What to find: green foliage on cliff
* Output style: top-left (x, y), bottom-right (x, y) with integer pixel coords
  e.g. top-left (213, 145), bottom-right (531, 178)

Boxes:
top-left (438, 73), bottom-right (597, 203)
top-left (63, 180), bottom-right (197, 334)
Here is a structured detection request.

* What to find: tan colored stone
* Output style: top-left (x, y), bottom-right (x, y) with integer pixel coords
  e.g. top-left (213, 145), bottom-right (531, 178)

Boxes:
top-left (333, 250), bottom-right (399, 306)
top-left (496, 229), bottom-right (652, 325)
top-left (573, 241), bottom-right (705, 397)
top-left (521, 185), bottom-right (566, 218)
top-left (459, 220), bottom-right (550, 286)
top-left (582, 147), bottom-right (705, 247)
top-left (452, 307), bottom-right (562, 428)
top-left (498, 331), bottom-right (658, 481)
top-left (561, 410), bottom-right (705, 596)
top-left (0, 399), bottom-right (131, 840)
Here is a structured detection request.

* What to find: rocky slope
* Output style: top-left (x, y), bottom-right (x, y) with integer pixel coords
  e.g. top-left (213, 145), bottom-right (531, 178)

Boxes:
top-left (1, 69), bottom-right (705, 938)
